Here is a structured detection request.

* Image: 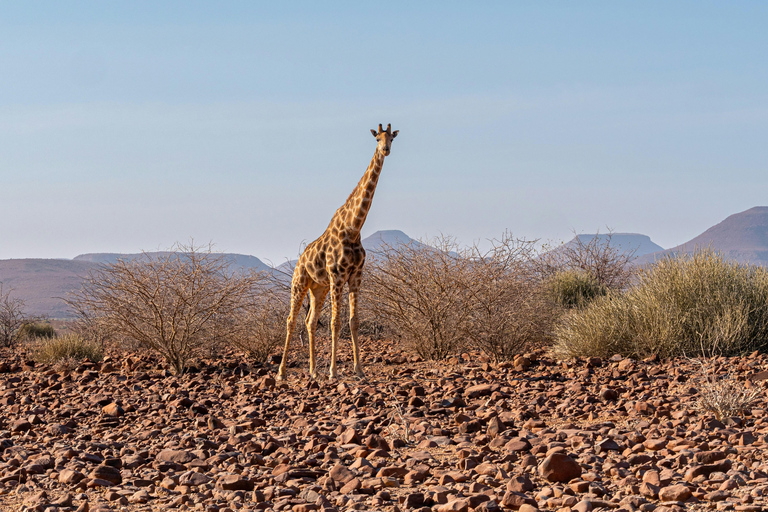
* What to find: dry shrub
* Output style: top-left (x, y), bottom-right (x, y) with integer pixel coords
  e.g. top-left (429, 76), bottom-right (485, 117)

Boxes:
top-left (32, 333), bottom-right (104, 366)
top-left (693, 359), bottom-right (762, 420)
top-left (460, 234), bottom-right (556, 361)
top-left (0, 284), bottom-right (26, 348)
top-left (554, 249), bottom-right (768, 359)
top-left (365, 236), bottom-right (470, 360)
top-left (67, 243), bottom-right (263, 374)
top-left (539, 230), bottom-right (637, 292)
top-left (229, 290), bottom-right (288, 363)
top-left (367, 233), bottom-right (555, 361)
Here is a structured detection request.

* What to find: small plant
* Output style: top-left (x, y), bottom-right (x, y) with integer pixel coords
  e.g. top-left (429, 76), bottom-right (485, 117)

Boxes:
top-left (538, 230), bottom-right (637, 291)
top-left (32, 333), bottom-right (104, 366)
top-left (384, 390), bottom-right (412, 446)
top-left (546, 269), bottom-right (606, 308)
top-left (17, 321), bottom-right (56, 341)
top-left (693, 359), bottom-right (762, 420)
top-left (0, 284), bottom-right (26, 347)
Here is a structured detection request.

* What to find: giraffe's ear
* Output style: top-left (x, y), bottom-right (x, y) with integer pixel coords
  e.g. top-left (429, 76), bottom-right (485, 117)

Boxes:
top-left (392, 130), bottom-right (399, 138)
top-left (371, 129), bottom-right (378, 137)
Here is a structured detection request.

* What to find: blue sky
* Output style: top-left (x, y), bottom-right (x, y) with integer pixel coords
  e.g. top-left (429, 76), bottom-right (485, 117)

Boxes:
top-left (1, 2), bottom-right (766, 263)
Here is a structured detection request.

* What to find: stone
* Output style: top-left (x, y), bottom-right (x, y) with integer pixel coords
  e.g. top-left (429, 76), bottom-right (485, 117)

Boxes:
top-left (101, 403), bottom-right (124, 417)
top-left (658, 484), bottom-right (692, 502)
top-left (11, 419), bottom-right (32, 432)
top-left (328, 463), bottom-right (356, 484)
top-left (89, 465), bottom-right (122, 485)
top-left (216, 473), bottom-right (254, 491)
top-left (538, 453), bottom-right (582, 482)
top-left (156, 449), bottom-right (195, 464)
top-left (59, 469), bottom-right (85, 484)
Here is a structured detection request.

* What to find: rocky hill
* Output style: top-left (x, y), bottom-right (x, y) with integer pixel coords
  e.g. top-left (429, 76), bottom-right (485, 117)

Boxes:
top-left (0, 259), bottom-right (98, 319)
top-left (638, 206), bottom-right (768, 266)
top-left (0, 233), bottom-right (417, 319)
top-left (556, 233), bottom-right (664, 259)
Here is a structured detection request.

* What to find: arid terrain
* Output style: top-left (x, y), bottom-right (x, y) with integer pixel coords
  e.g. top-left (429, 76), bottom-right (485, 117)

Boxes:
top-left (1, 340), bottom-right (768, 512)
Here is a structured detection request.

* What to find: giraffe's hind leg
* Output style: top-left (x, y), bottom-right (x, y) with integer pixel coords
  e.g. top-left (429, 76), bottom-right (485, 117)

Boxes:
top-left (305, 284), bottom-right (328, 380)
top-left (277, 278), bottom-right (309, 381)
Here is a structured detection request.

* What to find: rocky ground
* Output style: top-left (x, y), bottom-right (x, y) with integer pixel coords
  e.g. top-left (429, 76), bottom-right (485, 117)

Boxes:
top-left (2, 341), bottom-right (768, 512)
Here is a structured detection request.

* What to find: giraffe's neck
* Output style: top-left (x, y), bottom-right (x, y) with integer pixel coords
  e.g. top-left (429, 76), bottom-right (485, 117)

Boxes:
top-left (332, 149), bottom-right (385, 237)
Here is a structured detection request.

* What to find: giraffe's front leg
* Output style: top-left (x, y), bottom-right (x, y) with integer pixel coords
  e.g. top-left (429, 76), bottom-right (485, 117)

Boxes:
top-left (328, 280), bottom-right (343, 379)
top-left (348, 273), bottom-right (365, 379)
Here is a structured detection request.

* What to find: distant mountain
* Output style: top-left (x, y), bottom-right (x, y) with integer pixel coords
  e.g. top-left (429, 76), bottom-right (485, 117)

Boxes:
top-left (2, 251), bottom-right (273, 319)
top-left (638, 206), bottom-right (768, 266)
top-left (362, 229), bottom-right (423, 254)
top-left (0, 259), bottom-right (98, 319)
top-left (74, 252), bottom-right (271, 273)
top-left (566, 233), bottom-right (664, 258)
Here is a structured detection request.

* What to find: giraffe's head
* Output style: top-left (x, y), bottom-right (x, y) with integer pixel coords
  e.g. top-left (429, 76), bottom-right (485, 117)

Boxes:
top-left (370, 123), bottom-right (398, 156)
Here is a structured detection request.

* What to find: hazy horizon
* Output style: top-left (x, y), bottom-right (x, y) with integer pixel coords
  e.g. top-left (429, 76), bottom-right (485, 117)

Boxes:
top-left (2, 3), bottom-right (767, 263)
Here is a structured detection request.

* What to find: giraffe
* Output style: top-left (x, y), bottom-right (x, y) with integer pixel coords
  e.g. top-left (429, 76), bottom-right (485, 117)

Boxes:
top-left (277, 123), bottom-right (399, 380)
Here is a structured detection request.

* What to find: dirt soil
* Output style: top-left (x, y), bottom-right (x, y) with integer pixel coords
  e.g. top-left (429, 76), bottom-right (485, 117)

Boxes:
top-left (1, 341), bottom-right (768, 512)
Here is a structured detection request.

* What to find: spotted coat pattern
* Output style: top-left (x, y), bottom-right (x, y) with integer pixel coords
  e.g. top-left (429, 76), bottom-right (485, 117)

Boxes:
top-left (278, 124), bottom-right (399, 380)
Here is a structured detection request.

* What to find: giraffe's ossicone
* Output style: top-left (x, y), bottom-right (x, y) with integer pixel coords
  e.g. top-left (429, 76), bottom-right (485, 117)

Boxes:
top-left (278, 123), bottom-right (399, 380)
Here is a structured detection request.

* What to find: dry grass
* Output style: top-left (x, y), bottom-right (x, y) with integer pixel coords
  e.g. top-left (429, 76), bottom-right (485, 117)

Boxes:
top-left (554, 249), bottom-right (768, 359)
top-left (693, 359), bottom-right (763, 420)
top-left (31, 333), bottom-right (104, 366)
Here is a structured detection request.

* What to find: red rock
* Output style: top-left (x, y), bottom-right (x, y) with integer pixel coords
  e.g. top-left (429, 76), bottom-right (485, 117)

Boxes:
top-left (156, 449), bottom-right (195, 464)
top-left (216, 473), bottom-right (254, 491)
top-left (501, 491), bottom-right (537, 509)
top-left (538, 453), bottom-right (582, 482)
top-left (59, 469), bottom-right (85, 484)
top-left (89, 465), bottom-right (122, 485)
top-left (102, 403), bottom-right (124, 417)
top-left (328, 463), bottom-right (355, 484)
top-left (658, 484), bottom-right (692, 502)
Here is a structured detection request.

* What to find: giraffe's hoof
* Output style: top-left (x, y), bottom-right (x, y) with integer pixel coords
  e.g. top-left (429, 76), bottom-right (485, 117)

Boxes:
top-left (276, 370), bottom-right (286, 381)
